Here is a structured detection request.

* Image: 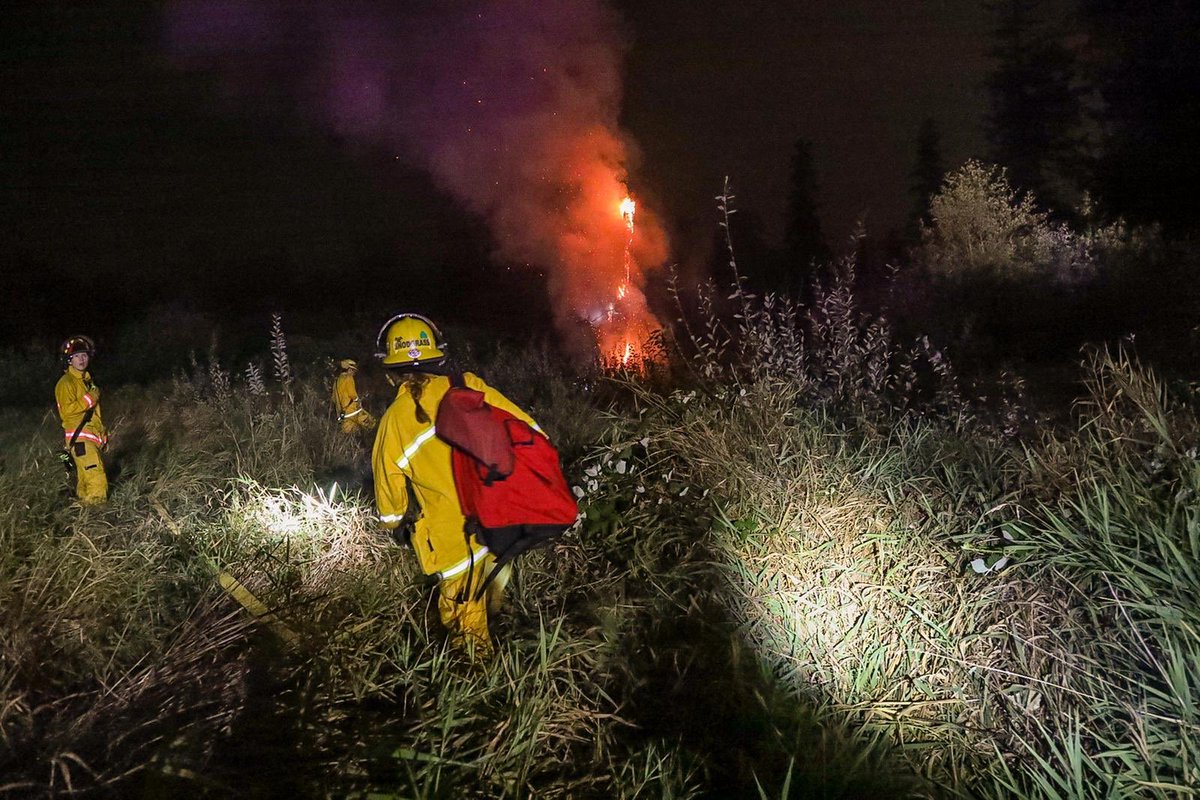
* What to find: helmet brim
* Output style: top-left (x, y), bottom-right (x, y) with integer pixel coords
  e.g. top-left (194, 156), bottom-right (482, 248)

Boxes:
top-left (382, 357), bottom-right (451, 373)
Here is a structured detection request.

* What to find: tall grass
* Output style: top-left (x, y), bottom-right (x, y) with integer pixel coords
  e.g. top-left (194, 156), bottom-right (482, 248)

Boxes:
top-left (0, 386), bottom-right (256, 793)
top-left (0, 331), bottom-right (718, 797)
top-left (622, 242), bottom-right (1200, 796)
top-left (984, 347), bottom-right (1200, 798)
top-left (5, 279), bottom-right (1195, 797)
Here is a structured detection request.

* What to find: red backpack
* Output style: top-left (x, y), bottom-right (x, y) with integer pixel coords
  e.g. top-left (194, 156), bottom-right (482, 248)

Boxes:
top-left (436, 373), bottom-right (578, 595)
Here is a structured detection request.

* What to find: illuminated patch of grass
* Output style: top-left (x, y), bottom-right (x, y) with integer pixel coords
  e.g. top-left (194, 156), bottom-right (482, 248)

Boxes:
top-left (629, 255), bottom-right (1200, 797)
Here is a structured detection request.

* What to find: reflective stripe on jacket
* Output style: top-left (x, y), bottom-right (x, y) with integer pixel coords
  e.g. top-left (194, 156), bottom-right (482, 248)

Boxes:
top-left (55, 369), bottom-right (107, 446)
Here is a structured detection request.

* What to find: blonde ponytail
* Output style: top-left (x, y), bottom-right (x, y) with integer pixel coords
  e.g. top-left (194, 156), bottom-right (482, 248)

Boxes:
top-left (403, 372), bottom-right (432, 424)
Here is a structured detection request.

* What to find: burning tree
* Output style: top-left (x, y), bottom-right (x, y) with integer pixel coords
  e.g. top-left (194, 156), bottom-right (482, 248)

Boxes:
top-left (595, 195), bottom-right (663, 369)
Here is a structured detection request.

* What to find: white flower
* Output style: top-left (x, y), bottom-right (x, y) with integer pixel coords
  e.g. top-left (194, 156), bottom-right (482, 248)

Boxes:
top-left (635, 485), bottom-right (645, 494)
top-left (970, 556), bottom-right (1010, 574)
top-left (587, 479), bottom-right (599, 492)
top-left (585, 464), bottom-right (601, 477)
top-left (572, 485), bottom-right (585, 499)
top-left (615, 459), bottom-right (627, 474)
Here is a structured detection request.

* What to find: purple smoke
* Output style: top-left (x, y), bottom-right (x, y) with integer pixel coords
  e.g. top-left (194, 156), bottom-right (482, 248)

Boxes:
top-left (164, 0), bottom-right (668, 349)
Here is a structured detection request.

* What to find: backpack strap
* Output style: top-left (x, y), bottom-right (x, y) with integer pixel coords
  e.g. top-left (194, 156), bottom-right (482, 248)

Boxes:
top-left (471, 533), bottom-right (549, 601)
top-left (465, 520), bottom-right (527, 602)
top-left (67, 405), bottom-right (96, 451)
top-left (451, 525), bottom-right (480, 605)
top-left (473, 554), bottom-right (508, 601)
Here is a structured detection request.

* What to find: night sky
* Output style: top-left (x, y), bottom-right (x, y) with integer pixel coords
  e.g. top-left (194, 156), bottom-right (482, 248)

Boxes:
top-left (2, 1), bottom-right (998, 346)
top-left (616, 1), bottom-right (991, 251)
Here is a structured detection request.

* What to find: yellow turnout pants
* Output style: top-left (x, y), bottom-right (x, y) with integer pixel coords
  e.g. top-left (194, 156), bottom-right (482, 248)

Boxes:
top-left (436, 555), bottom-right (511, 660)
top-left (70, 441), bottom-right (108, 505)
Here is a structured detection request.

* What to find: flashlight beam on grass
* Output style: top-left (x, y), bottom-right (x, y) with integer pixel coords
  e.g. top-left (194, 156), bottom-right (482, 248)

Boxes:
top-left (154, 501), bottom-right (299, 643)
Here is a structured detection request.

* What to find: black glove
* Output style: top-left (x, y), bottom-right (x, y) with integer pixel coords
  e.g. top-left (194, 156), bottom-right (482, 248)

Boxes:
top-left (391, 521), bottom-right (414, 549)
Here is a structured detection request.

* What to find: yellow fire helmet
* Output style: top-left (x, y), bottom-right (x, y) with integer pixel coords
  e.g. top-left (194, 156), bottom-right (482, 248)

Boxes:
top-left (375, 313), bottom-right (447, 368)
top-left (339, 358), bottom-right (358, 371)
top-left (61, 335), bottom-right (96, 360)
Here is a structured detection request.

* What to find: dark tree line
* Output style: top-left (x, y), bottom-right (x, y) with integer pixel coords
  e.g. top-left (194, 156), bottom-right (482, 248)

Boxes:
top-left (705, 0), bottom-right (1197, 320)
top-left (699, 0), bottom-right (1197, 381)
top-left (1080, 0), bottom-right (1200, 232)
top-left (784, 139), bottom-right (830, 279)
top-left (984, 0), bottom-right (1200, 232)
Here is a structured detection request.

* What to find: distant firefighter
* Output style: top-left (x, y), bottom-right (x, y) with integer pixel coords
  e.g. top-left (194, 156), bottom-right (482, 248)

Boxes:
top-left (332, 358), bottom-right (376, 434)
top-left (371, 313), bottom-right (542, 661)
top-left (55, 335), bottom-right (108, 505)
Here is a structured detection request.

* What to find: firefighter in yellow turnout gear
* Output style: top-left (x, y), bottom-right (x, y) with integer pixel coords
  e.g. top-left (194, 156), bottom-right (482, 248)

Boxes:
top-left (332, 359), bottom-right (376, 434)
top-left (55, 335), bottom-right (109, 505)
top-left (371, 313), bottom-right (543, 660)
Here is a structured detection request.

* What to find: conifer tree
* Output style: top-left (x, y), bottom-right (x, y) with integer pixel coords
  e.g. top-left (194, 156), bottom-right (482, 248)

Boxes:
top-left (783, 137), bottom-right (830, 291)
top-left (984, 0), bottom-right (1085, 213)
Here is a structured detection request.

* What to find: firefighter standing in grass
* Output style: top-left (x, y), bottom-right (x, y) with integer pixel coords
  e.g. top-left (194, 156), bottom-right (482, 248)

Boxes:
top-left (332, 358), bottom-right (376, 434)
top-left (55, 335), bottom-right (108, 505)
top-left (371, 313), bottom-right (542, 660)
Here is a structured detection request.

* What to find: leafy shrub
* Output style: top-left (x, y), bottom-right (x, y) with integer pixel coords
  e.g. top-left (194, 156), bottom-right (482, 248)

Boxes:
top-left (917, 160), bottom-right (1097, 286)
top-left (673, 245), bottom-right (962, 419)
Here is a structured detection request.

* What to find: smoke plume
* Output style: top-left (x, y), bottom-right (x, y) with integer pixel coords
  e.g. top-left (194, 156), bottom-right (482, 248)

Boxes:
top-left (164, 0), bottom-right (668, 354)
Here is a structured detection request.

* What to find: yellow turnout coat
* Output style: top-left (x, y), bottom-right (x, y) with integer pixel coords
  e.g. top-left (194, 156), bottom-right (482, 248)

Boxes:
top-left (372, 371), bottom-right (541, 577)
top-left (55, 368), bottom-right (107, 447)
